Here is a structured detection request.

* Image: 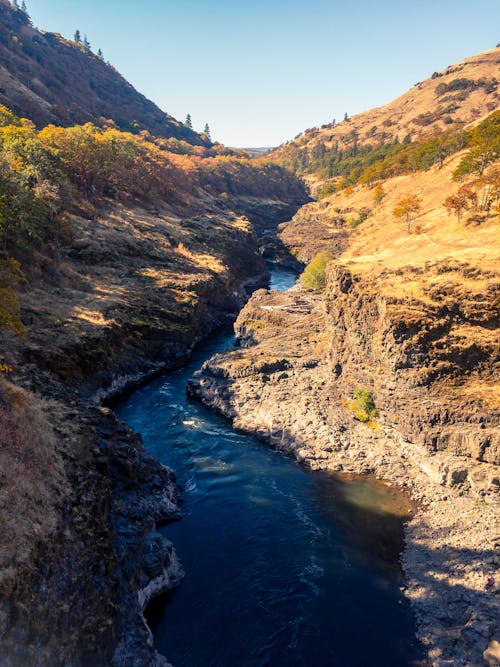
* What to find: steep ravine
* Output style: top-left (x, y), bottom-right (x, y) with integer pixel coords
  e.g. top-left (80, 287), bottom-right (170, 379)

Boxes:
top-left (0, 197), bottom-right (306, 666)
top-left (189, 263), bottom-right (499, 667)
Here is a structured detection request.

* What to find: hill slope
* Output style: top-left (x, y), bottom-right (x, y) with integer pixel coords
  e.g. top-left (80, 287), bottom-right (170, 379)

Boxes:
top-left (0, 0), bottom-right (204, 143)
top-left (270, 47), bottom-right (499, 191)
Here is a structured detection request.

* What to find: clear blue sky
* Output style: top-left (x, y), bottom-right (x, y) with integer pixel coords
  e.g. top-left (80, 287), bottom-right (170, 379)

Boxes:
top-left (27, 0), bottom-right (499, 147)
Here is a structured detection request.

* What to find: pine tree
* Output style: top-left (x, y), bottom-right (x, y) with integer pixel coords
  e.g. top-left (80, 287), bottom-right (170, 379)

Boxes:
top-left (185, 114), bottom-right (193, 129)
top-left (344, 112), bottom-right (349, 122)
top-left (204, 123), bottom-right (211, 141)
top-left (21, 0), bottom-right (27, 12)
top-left (97, 48), bottom-right (104, 59)
top-left (12, 0), bottom-right (19, 9)
top-left (83, 34), bottom-right (91, 51)
top-left (74, 30), bottom-right (81, 43)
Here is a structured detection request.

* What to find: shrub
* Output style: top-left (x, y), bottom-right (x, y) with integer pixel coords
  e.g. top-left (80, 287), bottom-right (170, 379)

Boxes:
top-left (300, 251), bottom-right (334, 290)
top-left (373, 184), bottom-right (386, 204)
top-left (0, 259), bottom-right (26, 335)
top-left (347, 206), bottom-right (372, 228)
top-left (349, 389), bottom-right (377, 423)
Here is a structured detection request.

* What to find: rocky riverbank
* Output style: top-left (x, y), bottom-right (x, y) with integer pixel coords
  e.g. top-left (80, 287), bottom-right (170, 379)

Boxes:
top-left (0, 193), bottom-right (306, 665)
top-left (188, 262), bottom-right (499, 667)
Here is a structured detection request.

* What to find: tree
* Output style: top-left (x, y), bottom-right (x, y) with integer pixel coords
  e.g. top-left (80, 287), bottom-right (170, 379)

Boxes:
top-left (97, 48), bottom-right (104, 59)
top-left (393, 194), bottom-right (422, 233)
top-left (453, 111), bottom-right (500, 180)
top-left (203, 123), bottom-right (211, 141)
top-left (444, 190), bottom-right (470, 223)
top-left (477, 166), bottom-right (500, 212)
top-left (12, 0), bottom-right (19, 8)
top-left (83, 34), bottom-right (91, 51)
top-left (344, 112), bottom-right (349, 122)
top-left (300, 252), bottom-right (334, 290)
top-left (74, 30), bottom-right (81, 43)
top-left (373, 183), bottom-right (385, 205)
top-left (185, 114), bottom-right (193, 129)
top-left (21, 0), bottom-right (27, 12)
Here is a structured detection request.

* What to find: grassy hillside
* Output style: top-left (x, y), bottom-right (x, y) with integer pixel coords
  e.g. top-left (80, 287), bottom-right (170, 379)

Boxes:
top-left (269, 48), bottom-right (499, 194)
top-left (275, 47), bottom-right (499, 414)
top-left (0, 0), bottom-right (205, 143)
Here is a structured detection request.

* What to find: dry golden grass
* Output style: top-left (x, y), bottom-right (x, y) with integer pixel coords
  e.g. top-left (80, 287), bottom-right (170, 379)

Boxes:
top-left (449, 380), bottom-right (500, 409)
top-left (308, 153), bottom-right (500, 280)
top-left (173, 243), bottom-right (226, 273)
top-left (0, 382), bottom-right (66, 580)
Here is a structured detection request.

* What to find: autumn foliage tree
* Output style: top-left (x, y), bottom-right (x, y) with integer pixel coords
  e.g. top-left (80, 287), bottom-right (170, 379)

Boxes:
top-left (372, 183), bottom-right (385, 205)
top-left (444, 188), bottom-right (473, 222)
top-left (393, 194), bottom-right (422, 233)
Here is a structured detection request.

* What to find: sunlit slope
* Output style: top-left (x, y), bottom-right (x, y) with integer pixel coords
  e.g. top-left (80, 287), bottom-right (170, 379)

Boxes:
top-left (0, 0), bottom-right (205, 143)
top-left (270, 47), bottom-right (499, 190)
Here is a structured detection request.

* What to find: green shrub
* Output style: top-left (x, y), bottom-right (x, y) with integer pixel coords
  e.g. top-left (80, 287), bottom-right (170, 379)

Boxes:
top-left (349, 389), bottom-right (377, 422)
top-left (300, 251), bottom-right (334, 290)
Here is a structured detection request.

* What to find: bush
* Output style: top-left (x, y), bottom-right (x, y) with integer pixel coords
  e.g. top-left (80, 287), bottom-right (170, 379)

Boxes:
top-left (300, 251), bottom-right (334, 290)
top-left (347, 206), bottom-right (372, 228)
top-left (349, 389), bottom-right (377, 423)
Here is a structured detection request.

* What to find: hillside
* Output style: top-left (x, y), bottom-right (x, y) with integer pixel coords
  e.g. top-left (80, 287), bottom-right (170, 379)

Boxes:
top-left (0, 0), bottom-right (205, 143)
top-left (269, 47), bottom-right (499, 192)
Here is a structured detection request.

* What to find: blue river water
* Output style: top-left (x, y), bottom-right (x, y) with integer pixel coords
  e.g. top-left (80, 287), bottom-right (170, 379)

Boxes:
top-left (114, 268), bottom-right (424, 667)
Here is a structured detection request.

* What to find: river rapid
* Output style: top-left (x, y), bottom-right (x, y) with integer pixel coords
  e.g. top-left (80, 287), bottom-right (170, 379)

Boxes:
top-left (114, 268), bottom-right (424, 667)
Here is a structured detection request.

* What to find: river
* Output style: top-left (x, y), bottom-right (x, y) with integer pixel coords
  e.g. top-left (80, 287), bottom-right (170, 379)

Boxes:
top-left (114, 267), bottom-right (424, 667)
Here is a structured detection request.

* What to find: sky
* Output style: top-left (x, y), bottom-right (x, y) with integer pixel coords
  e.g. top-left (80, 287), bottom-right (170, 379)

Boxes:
top-left (26, 0), bottom-right (500, 147)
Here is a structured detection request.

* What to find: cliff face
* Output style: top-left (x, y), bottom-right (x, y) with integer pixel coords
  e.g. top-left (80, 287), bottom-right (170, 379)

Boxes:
top-left (0, 1), bottom-right (204, 142)
top-left (189, 260), bottom-right (499, 488)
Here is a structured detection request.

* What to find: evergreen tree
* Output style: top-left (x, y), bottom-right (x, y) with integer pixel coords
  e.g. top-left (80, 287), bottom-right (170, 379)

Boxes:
top-left (12, 0), bottom-right (19, 9)
top-left (344, 112), bottom-right (349, 122)
top-left (21, 0), bottom-right (27, 12)
top-left (97, 48), bottom-right (104, 59)
top-left (83, 34), bottom-right (91, 51)
top-left (204, 123), bottom-right (211, 141)
top-left (185, 114), bottom-right (193, 129)
top-left (74, 29), bottom-right (81, 43)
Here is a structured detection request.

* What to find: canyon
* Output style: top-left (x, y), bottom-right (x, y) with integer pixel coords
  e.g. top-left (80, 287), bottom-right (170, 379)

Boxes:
top-left (0, 3), bottom-right (498, 663)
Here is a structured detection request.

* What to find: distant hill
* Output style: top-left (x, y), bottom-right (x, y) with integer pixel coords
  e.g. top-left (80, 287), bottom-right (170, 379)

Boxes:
top-left (238, 147), bottom-right (275, 157)
top-left (269, 47), bottom-right (500, 190)
top-left (0, 0), bottom-right (206, 144)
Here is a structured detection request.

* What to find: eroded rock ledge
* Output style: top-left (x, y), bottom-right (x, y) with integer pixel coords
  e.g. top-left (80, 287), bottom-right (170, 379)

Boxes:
top-left (188, 262), bottom-right (499, 667)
